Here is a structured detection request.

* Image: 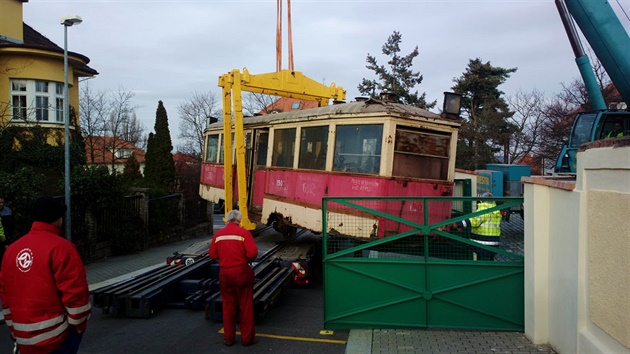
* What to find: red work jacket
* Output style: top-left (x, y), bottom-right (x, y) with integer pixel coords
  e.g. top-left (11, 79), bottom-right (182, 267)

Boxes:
top-left (209, 222), bottom-right (258, 268)
top-left (0, 222), bottom-right (92, 354)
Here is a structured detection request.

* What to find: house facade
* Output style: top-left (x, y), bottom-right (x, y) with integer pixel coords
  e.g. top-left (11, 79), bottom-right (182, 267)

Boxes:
top-left (0, 0), bottom-right (97, 141)
top-left (257, 97), bottom-right (318, 115)
top-left (85, 136), bottom-right (146, 175)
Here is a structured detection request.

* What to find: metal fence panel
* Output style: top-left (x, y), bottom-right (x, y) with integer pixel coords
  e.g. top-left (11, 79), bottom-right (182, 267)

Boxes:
top-left (323, 196), bottom-right (524, 330)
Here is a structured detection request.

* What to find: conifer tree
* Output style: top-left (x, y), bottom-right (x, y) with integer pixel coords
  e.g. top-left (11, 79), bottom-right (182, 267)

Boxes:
top-left (358, 31), bottom-right (436, 109)
top-left (452, 58), bottom-right (517, 170)
top-left (143, 101), bottom-right (175, 190)
top-left (122, 153), bottom-right (143, 179)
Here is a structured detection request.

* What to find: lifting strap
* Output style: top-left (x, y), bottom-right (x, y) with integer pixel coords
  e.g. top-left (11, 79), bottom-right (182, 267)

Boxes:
top-left (276, 0), bottom-right (294, 72)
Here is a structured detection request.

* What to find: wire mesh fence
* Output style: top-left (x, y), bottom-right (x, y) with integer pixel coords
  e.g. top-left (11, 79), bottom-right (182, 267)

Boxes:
top-left (323, 196), bottom-right (524, 263)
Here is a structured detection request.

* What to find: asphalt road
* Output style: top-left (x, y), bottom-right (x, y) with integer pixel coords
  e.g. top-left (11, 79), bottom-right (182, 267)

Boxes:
top-left (0, 218), bottom-right (349, 354)
top-left (1, 275), bottom-right (348, 354)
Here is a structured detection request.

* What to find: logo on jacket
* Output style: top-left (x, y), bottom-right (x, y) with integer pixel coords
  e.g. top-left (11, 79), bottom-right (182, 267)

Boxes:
top-left (16, 248), bottom-right (34, 272)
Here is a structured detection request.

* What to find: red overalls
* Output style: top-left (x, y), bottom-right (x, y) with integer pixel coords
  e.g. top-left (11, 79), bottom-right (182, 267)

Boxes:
top-left (209, 222), bottom-right (258, 345)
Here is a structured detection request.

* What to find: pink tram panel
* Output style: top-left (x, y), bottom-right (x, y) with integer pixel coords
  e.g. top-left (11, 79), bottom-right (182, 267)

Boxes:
top-left (261, 169), bottom-right (452, 238)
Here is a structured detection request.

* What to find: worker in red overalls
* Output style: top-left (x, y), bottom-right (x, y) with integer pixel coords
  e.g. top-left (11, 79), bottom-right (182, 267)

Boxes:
top-left (209, 209), bottom-right (258, 347)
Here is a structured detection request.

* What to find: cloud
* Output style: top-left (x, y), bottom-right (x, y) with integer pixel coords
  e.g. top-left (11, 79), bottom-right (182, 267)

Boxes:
top-left (22, 0), bottom-right (629, 150)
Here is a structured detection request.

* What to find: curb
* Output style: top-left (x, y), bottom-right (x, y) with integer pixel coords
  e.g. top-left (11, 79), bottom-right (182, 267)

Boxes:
top-left (88, 263), bottom-right (164, 292)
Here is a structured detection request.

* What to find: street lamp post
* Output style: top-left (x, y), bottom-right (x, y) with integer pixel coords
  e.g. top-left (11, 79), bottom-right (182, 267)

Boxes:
top-left (61, 15), bottom-right (82, 241)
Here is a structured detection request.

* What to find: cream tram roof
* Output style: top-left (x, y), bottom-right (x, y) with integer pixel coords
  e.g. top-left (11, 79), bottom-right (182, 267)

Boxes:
top-left (207, 98), bottom-right (461, 130)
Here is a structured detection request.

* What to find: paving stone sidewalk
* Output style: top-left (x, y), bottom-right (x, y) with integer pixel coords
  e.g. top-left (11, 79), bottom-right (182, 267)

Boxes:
top-left (345, 329), bottom-right (556, 354)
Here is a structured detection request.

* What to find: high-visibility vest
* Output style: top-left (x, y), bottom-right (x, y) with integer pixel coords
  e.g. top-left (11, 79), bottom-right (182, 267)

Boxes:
top-left (470, 202), bottom-right (501, 238)
top-left (606, 130), bottom-right (623, 139)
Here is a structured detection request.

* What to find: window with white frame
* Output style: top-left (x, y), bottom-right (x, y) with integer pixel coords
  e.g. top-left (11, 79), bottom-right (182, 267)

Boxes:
top-left (10, 79), bottom-right (65, 122)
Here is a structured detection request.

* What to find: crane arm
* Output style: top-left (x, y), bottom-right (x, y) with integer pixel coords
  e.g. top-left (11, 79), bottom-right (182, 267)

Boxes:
top-left (563, 0), bottom-right (630, 105)
top-left (218, 68), bottom-right (346, 229)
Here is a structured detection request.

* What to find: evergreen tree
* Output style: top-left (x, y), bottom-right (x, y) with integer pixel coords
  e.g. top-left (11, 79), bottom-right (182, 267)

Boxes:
top-left (122, 153), bottom-right (143, 180)
top-left (452, 58), bottom-right (517, 171)
top-left (143, 101), bottom-right (175, 190)
top-left (358, 31), bottom-right (436, 109)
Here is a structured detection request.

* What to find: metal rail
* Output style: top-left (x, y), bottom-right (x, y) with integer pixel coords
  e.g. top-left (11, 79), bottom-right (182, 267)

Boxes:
top-left (91, 227), bottom-right (316, 319)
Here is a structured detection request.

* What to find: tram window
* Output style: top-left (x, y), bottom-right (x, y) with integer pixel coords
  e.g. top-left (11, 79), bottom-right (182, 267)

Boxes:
top-left (205, 134), bottom-right (219, 163)
top-left (219, 133), bottom-right (235, 164)
top-left (256, 132), bottom-right (269, 166)
top-left (333, 124), bottom-right (383, 174)
top-left (245, 132), bottom-right (252, 168)
top-left (272, 128), bottom-right (296, 168)
top-left (393, 128), bottom-right (450, 180)
top-left (298, 126), bottom-right (328, 170)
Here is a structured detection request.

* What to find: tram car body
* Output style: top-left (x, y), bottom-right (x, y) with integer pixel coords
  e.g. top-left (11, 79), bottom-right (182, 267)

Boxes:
top-left (199, 97), bottom-right (460, 239)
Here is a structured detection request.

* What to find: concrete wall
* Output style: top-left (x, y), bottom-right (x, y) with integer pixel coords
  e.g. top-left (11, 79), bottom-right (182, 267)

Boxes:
top-left (524, 138), bottom-right (630, 354)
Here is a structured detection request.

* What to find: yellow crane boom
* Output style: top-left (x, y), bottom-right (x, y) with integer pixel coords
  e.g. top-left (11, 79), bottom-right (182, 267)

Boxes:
top-left (218, 68), bottom-right (345, 229)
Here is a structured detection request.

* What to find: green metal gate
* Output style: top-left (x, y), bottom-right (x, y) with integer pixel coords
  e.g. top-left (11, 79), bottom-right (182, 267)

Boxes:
top-left (322, 196), bottom-right (524, 331)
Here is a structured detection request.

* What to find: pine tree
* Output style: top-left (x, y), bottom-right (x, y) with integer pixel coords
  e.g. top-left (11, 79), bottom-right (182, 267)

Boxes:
top-left (143, 101), bottom-right (175, 190)
top-left (358, 31), bottom-right (436, 109)
top-left (452, 58), bottom-right (517, 170)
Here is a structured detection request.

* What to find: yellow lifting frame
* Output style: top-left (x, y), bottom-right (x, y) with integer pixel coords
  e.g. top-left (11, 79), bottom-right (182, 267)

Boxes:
top-left (218, 68), bottom-right (346, 230)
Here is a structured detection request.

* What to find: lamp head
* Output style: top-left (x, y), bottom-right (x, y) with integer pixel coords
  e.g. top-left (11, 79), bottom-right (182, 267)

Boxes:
top-left (441, 92), bottom-right (462, 119)
top-left (60, 15), bottom-right (83, 27)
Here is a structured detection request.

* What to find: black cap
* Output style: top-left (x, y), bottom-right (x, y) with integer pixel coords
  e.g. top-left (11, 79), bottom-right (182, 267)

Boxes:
top-left (31, 197), bottom-right (66, 224)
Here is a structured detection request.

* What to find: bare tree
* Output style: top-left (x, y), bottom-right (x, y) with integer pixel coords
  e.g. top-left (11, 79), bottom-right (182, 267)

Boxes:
top-left (241, 92), bottom-right (278, 116)
top-left (102, 88), bottom-right (143, 172)
top-left (80, 85), bottom-right (146, 171)
top-left (121, 112), bottom-right (147, 149)
top-left (534, 53), bottom-right (615, 173)
top-left (177, 91), bottom-right (221, 157)
top-left (80, 82), bottom-right (108, 163)
top-left (537, 97), bottom-right (575, 172)
top-left (559, 50), bottom-right (612, 110)
top-left (505, 90), bottom-right (548, 164)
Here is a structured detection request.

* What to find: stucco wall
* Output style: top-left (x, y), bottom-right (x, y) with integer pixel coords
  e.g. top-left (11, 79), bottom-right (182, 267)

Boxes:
top-left (524, 180), bottom-right (579, 353)
top-left (577, 143), bottom-right (630, 353)
top-left (524, 139), bottom-right (630, 354)
top-left (0, 52), bottom-right (81, 125)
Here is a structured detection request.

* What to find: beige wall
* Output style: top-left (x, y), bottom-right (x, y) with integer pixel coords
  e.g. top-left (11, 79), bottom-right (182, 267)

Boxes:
top-left (0, 0), bottom-right (24, 43)
top-left (524, 139), bottom-right (630, 354)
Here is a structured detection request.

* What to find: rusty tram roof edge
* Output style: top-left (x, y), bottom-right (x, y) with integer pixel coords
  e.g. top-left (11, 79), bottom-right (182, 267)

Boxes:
top-left (207, 100), bottom-right (460, 130)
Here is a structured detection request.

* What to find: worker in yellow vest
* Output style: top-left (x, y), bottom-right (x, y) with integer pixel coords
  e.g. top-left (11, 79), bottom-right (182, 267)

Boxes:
top-left (456, 192), bottom-right (501, 260)
top-left (606, 122), bottom-right (624, 139)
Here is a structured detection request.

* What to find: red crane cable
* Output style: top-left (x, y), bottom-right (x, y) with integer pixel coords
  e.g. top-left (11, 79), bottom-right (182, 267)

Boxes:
top-left (276, 0), bottom-right (282, 72)
top-left (276, 0), bottom-right (294, 72)
top-left (287, 0), bottom-right (294, 71)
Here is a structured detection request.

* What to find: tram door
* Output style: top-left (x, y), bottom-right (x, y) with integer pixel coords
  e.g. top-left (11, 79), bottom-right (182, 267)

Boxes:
top-left (248, 129), bottom-right (269, 214)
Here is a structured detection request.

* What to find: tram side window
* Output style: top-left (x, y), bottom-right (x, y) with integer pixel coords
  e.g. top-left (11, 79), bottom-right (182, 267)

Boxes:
top-left (272, 128), bottom-right (296, 168)
top-left (245, 132), bottom-right (252, 168)
top-left (219, 133), bottom-right (235, 164)
top-left (393, 128), bottom-right (450, 180)
top-left (205, 134), bottom-right (219, 163)
top-left (333, 124), bottom-right (383, 174)
top-left (298, 126), bottom-right (328, 170)
top-left (256, 132), bottom-right (269, 166)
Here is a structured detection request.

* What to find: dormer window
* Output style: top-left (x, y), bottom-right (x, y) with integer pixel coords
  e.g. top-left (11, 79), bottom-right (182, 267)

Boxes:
top-left (116, 149), bottom-right (132, 159)
top-left (291, 101), bottom-right (301, 110)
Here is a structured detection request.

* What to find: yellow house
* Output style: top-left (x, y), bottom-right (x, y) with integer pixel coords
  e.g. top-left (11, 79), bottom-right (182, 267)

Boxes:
top-left (0, 0), bottom-right (97, 142)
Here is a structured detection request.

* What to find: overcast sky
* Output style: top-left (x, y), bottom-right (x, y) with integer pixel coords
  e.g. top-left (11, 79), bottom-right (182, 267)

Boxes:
top-left (23, 0), bottom-right (630, 151)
